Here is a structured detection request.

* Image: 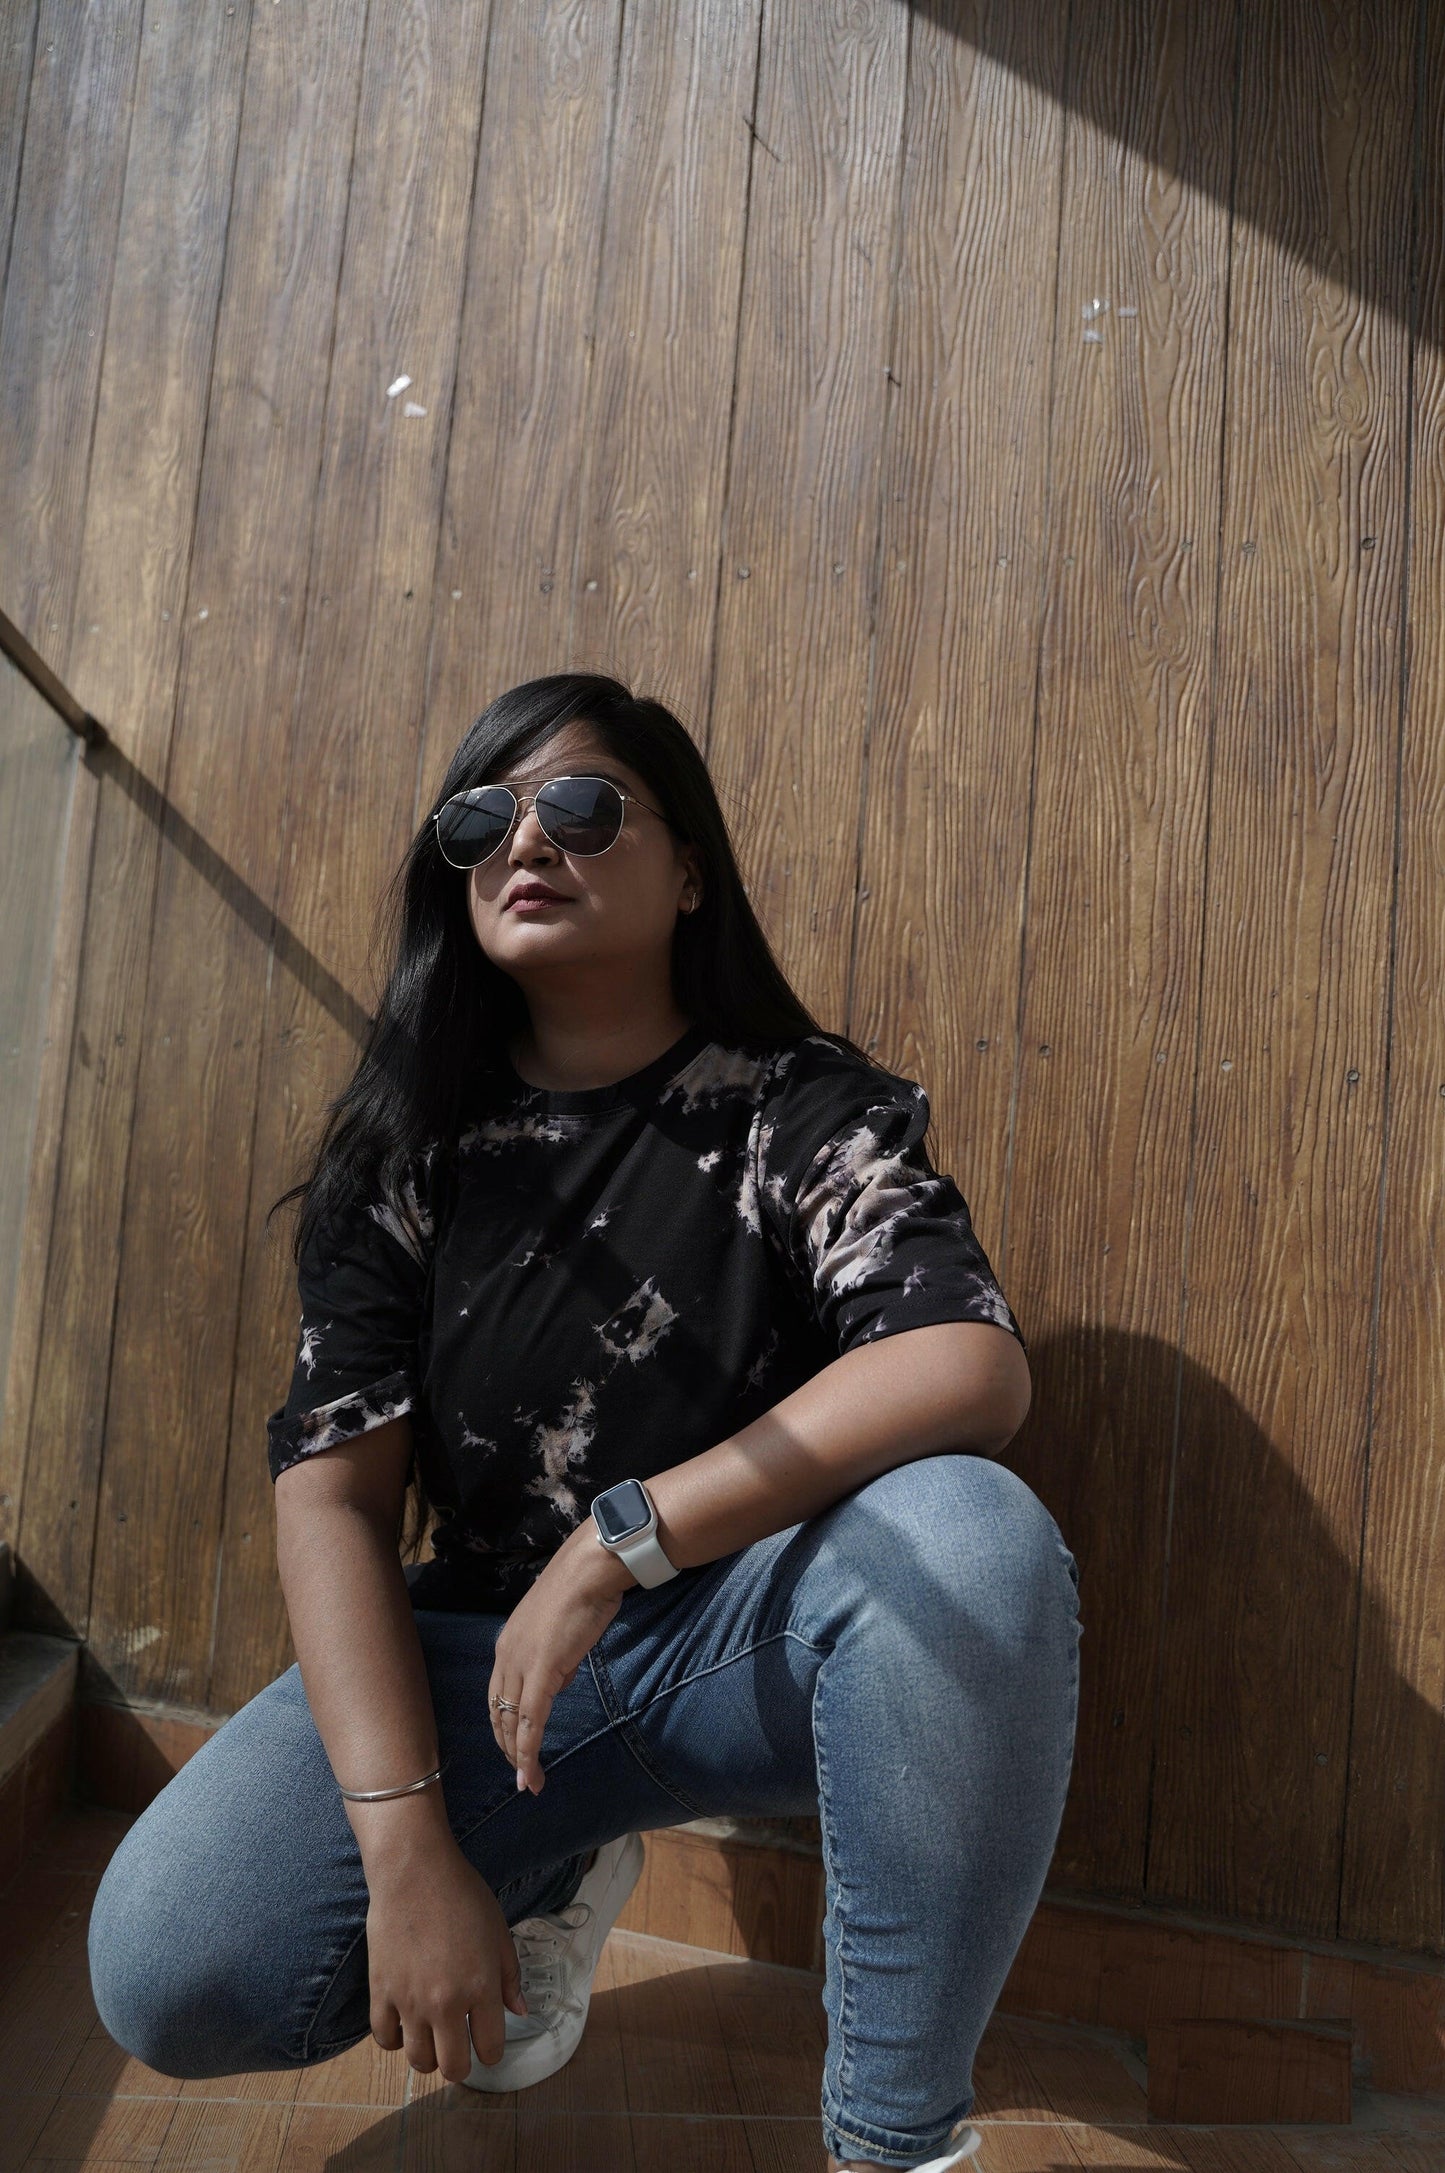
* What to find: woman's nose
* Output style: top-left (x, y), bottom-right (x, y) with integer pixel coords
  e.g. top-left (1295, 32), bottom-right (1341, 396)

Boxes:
top-left (508, 803), bottom-right (558, 861)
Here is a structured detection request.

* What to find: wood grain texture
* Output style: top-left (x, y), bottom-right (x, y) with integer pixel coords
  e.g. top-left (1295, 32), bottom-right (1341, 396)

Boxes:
top-left (1147, 0), bottom-right (1416, 1936)
top-left (1147, 2016), bottom-right (1353, 2126)
top-left (209, 0), bottom-right (495, 1713)
top-left (0, 2), bottom-right (140, 642)
top-left (0, 3), bottom-right (40, 307)
top-left (569, 0), bottom-right (762, 713)
top-left (0, 670), bottom-right (74, 1500)
top-left (0, 0), bottom-right (149, 1585)
top-left (12, 2), bottom-right (250, 1644)
top-left (847, 0), bottom-right (1067, 1129)
top-left (80, 0), bottom-right (372, 1704)
top-left (1002, 0), bottom-right (1235, 1907)
top-left (4, 0), bottom-right (1443, 1964)
top-left (703, 0), bottom-right (910, 1026)
top-left (417, 0), bottom-right (627, 811)
top-left (1337, 0), bottom-right (1445, 1954)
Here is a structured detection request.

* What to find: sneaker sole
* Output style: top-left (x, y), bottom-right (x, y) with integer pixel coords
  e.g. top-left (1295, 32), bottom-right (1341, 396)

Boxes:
top-left (909, 2123), bottom-right (984, 2171)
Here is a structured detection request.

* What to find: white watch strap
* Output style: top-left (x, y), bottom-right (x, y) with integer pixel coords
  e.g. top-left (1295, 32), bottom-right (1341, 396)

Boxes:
top-left (612, 1522), bottom-right (679, 1588)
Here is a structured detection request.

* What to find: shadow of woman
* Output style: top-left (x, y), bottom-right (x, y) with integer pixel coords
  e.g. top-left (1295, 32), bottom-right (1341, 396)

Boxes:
top-left (711, 1321), bottom-right (1433, 1963)
top-left (1012, 1324), bottom-right (1424, 1947)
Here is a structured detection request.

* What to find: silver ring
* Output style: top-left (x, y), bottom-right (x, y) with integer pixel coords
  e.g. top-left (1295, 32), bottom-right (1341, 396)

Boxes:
top-left (494, 1697), bottom-right (519, 1715)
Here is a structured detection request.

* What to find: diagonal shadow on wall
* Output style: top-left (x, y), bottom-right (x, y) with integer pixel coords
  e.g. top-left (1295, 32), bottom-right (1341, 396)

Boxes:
top-left (76, 731), bottom-right (374, 1051)
top-left (910, 0), bottom-right (1439, 357)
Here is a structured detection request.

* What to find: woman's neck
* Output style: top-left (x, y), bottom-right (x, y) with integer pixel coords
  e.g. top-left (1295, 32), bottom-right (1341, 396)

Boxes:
top-left (505, 1009), bottom-right (695, 1093)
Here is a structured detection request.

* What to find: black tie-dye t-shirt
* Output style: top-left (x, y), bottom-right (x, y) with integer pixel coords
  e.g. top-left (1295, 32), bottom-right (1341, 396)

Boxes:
top-left (266, 1023), bottom-right (1026, 1614)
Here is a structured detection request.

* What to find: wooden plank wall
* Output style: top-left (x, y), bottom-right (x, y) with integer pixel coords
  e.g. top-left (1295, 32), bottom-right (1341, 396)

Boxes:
top-left (1, 0), bottom-right (1439, 1957)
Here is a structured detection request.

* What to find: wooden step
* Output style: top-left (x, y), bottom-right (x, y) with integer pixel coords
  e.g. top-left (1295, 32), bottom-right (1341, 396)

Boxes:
top-left (1147, 2015), bottom-right (1354, 2123)
top-left (0, 1626), bottom-right (78, 1885)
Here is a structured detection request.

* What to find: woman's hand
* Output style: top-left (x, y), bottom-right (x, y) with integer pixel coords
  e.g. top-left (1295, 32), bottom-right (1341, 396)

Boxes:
top-left (365, 1837), bottom-right (529, 2083)
top-left (489, 1524), bottom-right (634, 1794)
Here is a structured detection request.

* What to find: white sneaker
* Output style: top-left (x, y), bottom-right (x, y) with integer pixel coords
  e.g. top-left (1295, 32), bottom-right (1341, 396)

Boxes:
top-left (906, 2124), bottom-right (984, 2171)
top-left (463, 1830), bottom-right (645, 2093)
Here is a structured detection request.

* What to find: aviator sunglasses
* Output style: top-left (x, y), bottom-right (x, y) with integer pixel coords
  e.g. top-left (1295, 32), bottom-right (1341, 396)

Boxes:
top-left (431, 772), bottom-right (676, 870)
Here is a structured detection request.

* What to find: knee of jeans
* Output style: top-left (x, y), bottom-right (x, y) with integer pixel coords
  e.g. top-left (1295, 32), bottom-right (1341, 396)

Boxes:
top-left (88, 1823), bottom-right (249, 2079)
top-left (846, 1452), bottom-right (1079, 1613)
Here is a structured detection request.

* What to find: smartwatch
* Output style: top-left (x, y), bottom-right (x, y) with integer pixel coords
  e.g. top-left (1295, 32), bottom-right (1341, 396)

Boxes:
top-left (590, 1479), bottom-right (679, 1588)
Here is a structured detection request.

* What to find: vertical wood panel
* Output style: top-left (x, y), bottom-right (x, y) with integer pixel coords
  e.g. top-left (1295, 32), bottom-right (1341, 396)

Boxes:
top-left (83, 0), bottom-right (371, 1704)
top-left (0, 0), bottom-right (140, 641)
top-left (210, 0), bottom-right (496, 1710)
top-left (418, 0), bottom-right (626, 809)
top-left (1148, 0), bottom-right (1414, 1934)
top-left (0, 1), bottom-right (41, 304)
top-left (1340, 0), bottom-right (1444, 1955)
top-left (704, 0), bottom-right (908, 1025)
top-left (845, 3), bottom-right (1066, 1303)
top-left (14, 2), bottom-right (251, 1638)
top-left (0, 671), bottom-right (75, 1451)
top-left (1003, 1), bottom-right (1236, 1898)
top-left (569, 0), bottom-right (762, 715)
top-left (0, 2), bottom-right (145, 1557)
top-left (704, 0), bottom-right (911, 1028)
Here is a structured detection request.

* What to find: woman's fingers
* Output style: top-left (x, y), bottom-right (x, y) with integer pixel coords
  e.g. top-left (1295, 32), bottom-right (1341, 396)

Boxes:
top-left (514, 1699), bottom-right (549, 1792)
top-left (401, 2015), bottom-right (439, 2074)
top-left (370, 1998), bottom-right (403, 2053)
top-left (465, 1933), bottom-right (524, 2069)
top-left (488, 1677), bottom-right (520, 1762)
top-left (434, 2003), bottom-right (480, 2086)
top-left (489, 1677), bottom-right (551, 1791)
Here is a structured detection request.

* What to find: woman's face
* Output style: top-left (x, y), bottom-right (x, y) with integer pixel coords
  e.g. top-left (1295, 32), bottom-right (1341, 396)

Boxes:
top-left (462, 721), bottom-right (701, 985)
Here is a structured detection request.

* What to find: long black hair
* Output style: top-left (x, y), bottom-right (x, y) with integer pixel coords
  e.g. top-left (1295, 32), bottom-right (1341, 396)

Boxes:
top-left (265, 672), bottom-right (869, 1538)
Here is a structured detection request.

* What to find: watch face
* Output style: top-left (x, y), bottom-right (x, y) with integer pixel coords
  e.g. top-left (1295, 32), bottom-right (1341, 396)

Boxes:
top-left (593, 1479), bottom-right (652, 1545)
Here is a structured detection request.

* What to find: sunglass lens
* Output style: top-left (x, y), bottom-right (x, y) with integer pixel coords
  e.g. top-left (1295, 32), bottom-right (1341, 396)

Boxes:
top-left (536, 776), bottom-right (624, 855)
top-left (435, 786), bottom-right (515, 866)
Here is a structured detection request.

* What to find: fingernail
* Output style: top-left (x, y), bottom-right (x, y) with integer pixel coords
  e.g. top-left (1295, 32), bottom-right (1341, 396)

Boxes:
top-left (516, 1767), bottom-right (527, 1792)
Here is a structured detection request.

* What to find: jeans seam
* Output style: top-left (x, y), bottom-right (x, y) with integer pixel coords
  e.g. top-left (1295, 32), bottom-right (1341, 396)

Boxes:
top-left (811, 1659), bottom-right (855, 2108)
top-left (299, 1924), bottom-right (369, 2065)
top-left (617, 1627), bottom-right (828, 1721)
top-left (449, 1714), bottom-right (622, 1849)
top-left (820, 2091), bottom-right (958, 2167)
top-left (588, 1641), bottom-right (706, 1813)
top-left (590, 1627), bottom-right (829, 1816)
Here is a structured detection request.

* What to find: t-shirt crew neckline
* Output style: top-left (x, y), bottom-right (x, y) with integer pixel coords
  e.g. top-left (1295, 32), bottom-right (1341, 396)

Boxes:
top-left (496, 1019), bottom-right (714, 1112)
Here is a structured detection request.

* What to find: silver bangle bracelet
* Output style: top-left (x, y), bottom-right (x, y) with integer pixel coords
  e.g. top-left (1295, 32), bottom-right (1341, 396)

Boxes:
top-left (338, 1761), bottom-right (445, 1803)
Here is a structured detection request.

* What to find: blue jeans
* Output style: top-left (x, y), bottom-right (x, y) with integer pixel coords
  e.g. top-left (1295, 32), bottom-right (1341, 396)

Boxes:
top-left (88, 1453), bottom-right (1081, 2170)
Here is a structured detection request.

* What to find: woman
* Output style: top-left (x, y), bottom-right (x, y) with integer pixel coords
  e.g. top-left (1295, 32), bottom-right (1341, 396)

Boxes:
top-left (88, 672), bottom-right (1082, 2173)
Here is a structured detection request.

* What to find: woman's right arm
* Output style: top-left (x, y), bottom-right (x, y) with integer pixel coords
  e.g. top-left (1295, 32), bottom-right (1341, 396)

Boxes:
top-left (273, 1416), bottom-right (528, 2082)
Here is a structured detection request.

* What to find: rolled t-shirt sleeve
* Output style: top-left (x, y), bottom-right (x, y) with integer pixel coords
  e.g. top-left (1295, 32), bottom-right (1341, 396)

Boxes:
top-left (265, 1157), bottom-right (434, 1482)
top-left (758, 1038), bottom-right (1026, 1360)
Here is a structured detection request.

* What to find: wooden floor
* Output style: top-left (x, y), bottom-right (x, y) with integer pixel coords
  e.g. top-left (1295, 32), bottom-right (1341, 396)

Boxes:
top-left (2, 1815), bottom-right (1444, 2171)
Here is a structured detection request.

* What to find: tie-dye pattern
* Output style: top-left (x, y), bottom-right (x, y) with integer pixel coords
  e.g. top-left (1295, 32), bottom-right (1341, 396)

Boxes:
top-left (266, 1022), bottom-right (1024, 1612)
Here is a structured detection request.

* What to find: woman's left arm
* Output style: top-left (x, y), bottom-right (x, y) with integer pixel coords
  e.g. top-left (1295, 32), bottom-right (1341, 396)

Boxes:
top-left (492, 1319), bottom-right (1030, 1791)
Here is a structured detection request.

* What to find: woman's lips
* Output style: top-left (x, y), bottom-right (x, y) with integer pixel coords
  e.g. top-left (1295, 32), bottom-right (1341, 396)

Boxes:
top-left (506, 893), bottom-right (572, 913)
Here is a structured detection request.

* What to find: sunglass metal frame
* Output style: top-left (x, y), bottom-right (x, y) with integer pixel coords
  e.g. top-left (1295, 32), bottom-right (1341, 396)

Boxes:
top-left (431, 772), bottom-right (674, 869)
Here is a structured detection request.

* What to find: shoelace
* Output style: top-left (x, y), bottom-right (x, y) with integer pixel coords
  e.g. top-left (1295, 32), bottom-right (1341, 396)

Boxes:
top-left (512, 1898), bottom-right (595, 2023)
